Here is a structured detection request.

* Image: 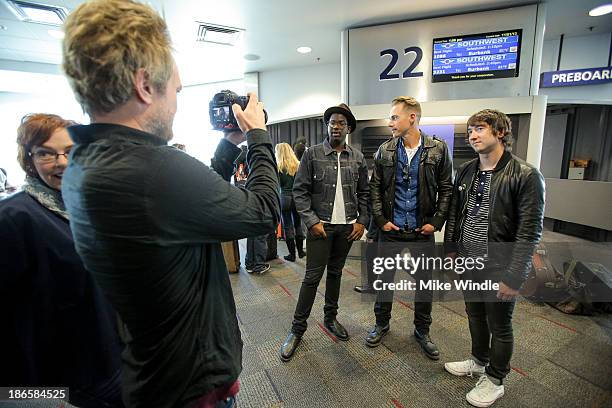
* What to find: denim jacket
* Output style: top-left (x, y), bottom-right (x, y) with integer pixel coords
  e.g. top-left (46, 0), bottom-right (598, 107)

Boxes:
top-left (293, 138), bottom-right (369, 228)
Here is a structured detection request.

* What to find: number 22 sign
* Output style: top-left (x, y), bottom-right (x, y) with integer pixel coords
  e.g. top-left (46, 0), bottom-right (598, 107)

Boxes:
top-left (379, 47), bottom-right (424, 81)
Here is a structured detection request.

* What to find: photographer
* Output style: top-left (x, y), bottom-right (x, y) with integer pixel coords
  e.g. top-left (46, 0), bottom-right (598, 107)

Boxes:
top-left (61, 1), bottom-right (280, 407)
top-left (211, 100), bottom-right (246, 183)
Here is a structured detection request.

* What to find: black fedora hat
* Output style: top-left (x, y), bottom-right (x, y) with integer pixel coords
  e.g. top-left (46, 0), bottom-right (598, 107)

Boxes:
top-left (323, 103), bottom-right (356, 133)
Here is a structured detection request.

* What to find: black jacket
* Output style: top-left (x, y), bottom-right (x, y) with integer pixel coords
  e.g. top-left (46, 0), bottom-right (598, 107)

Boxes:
top-left (370, 132), bottom-right (453, 231)
top-left (210, 138), bottom-right (241, 182)
top-left (0, 192), bottom-right (123, 406)
top-left (444, 151), bottom-right (545, 289)
top-left (63, 124), bottom-right (280, 408)
top-left (293, 138), bottom-right (369, 228)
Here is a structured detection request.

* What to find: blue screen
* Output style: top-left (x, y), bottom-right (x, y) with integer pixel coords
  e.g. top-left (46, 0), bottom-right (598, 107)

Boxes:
top-left (432, 30), bottom-right (522, 83)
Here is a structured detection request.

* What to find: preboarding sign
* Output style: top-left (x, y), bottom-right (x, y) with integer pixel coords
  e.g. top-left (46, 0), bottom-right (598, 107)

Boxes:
top-left (540, 67), bottom-right (612, 88)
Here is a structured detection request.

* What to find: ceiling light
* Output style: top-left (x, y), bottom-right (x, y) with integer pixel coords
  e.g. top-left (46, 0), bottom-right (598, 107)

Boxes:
top-left (6, 1), bottom-right (68, 26)
top-left (244, 54), bottom-right (260, 61)
top-left (47, 29), bottom-right (64, 39)
top-left (589, 4), bottom-right (612, 16)
top-left (196, 22), bottom-right (243, 46)
top-left (297, 46), bottom-right (312, 54)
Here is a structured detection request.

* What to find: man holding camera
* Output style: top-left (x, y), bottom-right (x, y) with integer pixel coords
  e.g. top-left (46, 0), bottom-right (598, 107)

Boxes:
top-left (61, 1), bottom-right (280, 407)
top-left (280, 103), bottom-right (369, 362)
top-left (365, 96), bottom-right (453, 360)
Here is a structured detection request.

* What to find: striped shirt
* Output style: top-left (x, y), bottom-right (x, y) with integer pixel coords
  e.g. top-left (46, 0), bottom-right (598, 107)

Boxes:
top-left (460, 170), bottom-right (492, 256)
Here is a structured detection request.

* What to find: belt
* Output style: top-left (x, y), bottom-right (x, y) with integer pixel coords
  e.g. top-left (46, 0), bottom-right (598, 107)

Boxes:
top-left (398, 227), bottom-right (417, 234)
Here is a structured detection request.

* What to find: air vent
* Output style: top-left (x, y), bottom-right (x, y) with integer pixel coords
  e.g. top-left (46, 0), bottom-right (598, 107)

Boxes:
top-left (195, 22), bottom-right (243, 46)
top-left (6, 0), bottom-right (68, 26)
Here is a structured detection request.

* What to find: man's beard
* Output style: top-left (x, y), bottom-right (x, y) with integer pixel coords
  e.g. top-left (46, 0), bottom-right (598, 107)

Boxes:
top-left (146, 111), bottom-right (174, 142)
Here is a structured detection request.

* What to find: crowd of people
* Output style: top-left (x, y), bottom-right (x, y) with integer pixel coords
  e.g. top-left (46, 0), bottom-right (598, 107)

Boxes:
top-left (0, 1), bottom-right (546, 408)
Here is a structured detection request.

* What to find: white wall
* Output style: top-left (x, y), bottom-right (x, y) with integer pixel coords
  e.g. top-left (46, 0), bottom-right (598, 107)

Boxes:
top-left (539, 32), bottom-right (612, 104)
top-left (0, 72), bottom-right (244, 188)
top-left (0, 88), bottom-right (87, 187)
top-left (259, 63), bottom-right (341, 123)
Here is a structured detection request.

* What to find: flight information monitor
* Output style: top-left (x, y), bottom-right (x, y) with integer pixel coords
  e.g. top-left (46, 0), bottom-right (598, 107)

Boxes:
top-left (432, 29), bottom-right (522, 83)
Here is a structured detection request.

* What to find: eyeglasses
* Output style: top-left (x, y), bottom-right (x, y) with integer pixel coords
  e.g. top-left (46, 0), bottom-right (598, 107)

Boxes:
top-left (328, 120), bottom-right (348, 128)
top-left (29, 148), bottom-right (71, 164)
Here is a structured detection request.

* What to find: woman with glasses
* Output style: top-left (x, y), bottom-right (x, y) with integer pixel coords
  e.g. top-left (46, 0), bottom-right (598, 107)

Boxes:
top-left (0, 113), bottom-right (124, 407)
top-left (275, 142), bottom-right (306, 261)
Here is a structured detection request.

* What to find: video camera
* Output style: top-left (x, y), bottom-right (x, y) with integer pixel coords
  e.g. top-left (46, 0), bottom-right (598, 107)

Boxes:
top-left (209, 90), bottom-right (268, 131)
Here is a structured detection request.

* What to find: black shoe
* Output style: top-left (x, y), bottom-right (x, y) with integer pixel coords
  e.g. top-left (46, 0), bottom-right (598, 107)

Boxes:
top-left (283, 254), bottom-right (296, 262)
top-left (324, 319), bottom-right (349, 341)
top-left (253, 263), bottom-right (271, 274)
top-left (280, 332), bottom-right (301, 362)
top-left (354, 285), bottom-right (375, 294)
top-left (414, 329), bottom-right (440, 360)
top-left (365, 324), bottom-right (389, 347)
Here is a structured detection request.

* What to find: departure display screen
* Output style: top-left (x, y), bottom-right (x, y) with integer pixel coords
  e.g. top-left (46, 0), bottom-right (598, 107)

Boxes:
top-left (432, 29), bottom-right (522, 83)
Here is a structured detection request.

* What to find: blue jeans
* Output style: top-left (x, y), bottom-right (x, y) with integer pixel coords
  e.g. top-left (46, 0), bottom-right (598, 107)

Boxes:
top-left (281, 193), bottom-right (305, 240)
top-left (217, 396), bottom-right (236, 408)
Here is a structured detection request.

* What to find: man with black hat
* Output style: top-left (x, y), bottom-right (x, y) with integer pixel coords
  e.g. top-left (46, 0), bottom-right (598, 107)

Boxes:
top-left (365, 96), bottom-right (453, 360)
top-left (280, 103), bottom-right (369, 362)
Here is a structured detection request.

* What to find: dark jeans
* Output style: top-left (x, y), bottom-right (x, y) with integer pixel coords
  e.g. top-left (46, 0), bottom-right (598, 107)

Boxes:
top-left (70, 370), bottom-right (124, 408)
top-left (245, 234), bottom-right (268, 268)
top-left (374, 230), bottom-right (433, 334)
top-left (291, 223), bottom-right (354, 336)
top-left (465, 290), bottom-right (516, 382)
top-left (281, 193), bottom-right (304, 240)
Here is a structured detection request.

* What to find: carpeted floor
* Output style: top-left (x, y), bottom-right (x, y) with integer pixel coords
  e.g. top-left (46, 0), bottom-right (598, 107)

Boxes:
top-left (6, 238), bottom-right (611, 408)
top-left (232, 239), bottom-right (612, 408)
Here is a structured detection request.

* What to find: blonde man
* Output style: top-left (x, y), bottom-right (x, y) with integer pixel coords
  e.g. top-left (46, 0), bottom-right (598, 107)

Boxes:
top-left (366, 96), bottom-right (453, 359)
top-left (61, 1), bottom-right (280, 407)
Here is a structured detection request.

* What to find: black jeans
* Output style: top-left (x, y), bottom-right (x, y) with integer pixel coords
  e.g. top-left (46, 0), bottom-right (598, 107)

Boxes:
top-left (281, 193), bottom-right (304, 240)
top-left (465, 292), bottom-right (516, 382)
top-left (374, 230), bottom-right (433, 334)
top-left (291, 223), bottom-right (354, 336)
top-left (245, 234), bottom-right (267, 269)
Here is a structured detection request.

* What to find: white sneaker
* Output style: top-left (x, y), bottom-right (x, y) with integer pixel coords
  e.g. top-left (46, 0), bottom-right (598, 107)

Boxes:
top-left (444, 359), bottom-right (486, 377)
top-left (466, 375), bottom-right (505, 407)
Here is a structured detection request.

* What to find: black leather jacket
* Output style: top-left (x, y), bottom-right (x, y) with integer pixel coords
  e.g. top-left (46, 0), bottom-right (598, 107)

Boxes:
top-left (294, 138), bottom-right (369, 228)
top-left (444, 151), bottom-right (545, 289)
top-left (370, 132), bottom-right (453, 231)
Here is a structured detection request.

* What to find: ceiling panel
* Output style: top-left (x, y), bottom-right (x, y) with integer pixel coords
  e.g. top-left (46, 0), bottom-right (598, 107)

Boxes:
top-left (0, 0), bottom-right (610, 83)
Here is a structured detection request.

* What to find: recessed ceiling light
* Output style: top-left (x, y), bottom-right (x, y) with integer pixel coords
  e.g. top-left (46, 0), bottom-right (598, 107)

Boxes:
top-left (47, 29), bottom-right (64, 39)
top-left (244, 54), bottom-right (260, 61)
top-left (0, 25), bottom-right (7, 31)
top-left (297, 46), bottom-right (312, 54)
top-left (6, 1), bottom-right (68, 26)
top-left (589, 4), bottom-right (612, 16)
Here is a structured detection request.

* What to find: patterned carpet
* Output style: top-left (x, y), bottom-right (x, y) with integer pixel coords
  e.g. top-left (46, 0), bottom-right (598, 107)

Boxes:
top-left (6, 238), bottom-right (611, 408)
top-left (231, 239), bottom-right (612, 408)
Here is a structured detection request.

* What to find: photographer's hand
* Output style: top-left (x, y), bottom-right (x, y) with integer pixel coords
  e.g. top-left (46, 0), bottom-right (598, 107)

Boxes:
top-left (233, 92), bottom-right (266, 133)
